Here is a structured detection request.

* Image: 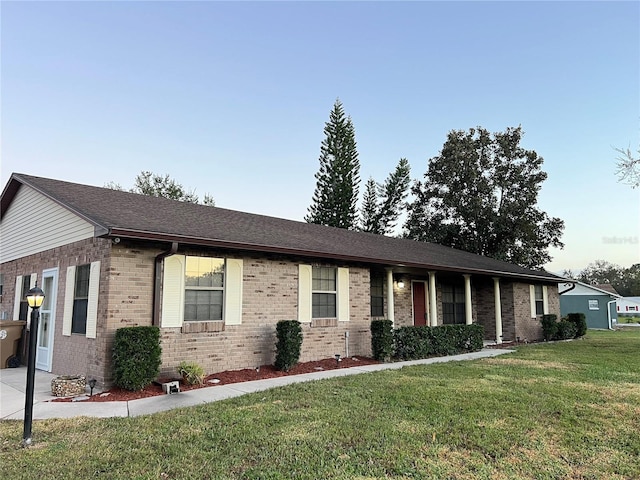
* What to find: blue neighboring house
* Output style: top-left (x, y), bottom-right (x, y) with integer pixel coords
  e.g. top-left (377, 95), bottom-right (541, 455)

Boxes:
top-left (558, 281), bottom-right (620, 329)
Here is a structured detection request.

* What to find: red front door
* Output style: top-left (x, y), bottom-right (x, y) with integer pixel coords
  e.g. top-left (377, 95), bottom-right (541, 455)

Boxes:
top-left (413, 282), bottom-right (427, 326)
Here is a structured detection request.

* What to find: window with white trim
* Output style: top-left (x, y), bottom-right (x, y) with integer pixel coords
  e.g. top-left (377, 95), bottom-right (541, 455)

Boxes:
top-left (534, 285), bottom-right (544, 316)
top-left (71, 264), bottom-right (90, 334)
top-left (312, 266), bottom-right (337, 318)
top-left (184, 257), bottom-right (224, 322)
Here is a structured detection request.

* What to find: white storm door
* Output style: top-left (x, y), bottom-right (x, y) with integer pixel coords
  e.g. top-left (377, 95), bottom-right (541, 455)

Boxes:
top-left (36, 268), bottom-right (58, 372)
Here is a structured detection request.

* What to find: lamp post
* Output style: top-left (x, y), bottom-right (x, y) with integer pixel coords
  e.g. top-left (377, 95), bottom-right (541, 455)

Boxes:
top-left (22, 284), bottom-right (45, 448)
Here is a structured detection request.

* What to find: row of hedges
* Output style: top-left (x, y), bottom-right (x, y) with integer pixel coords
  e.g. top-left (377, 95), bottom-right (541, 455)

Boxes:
top-left (541, 313), bottom-right (587, 341)
top-left (371, 320), bottom-right (484, 362)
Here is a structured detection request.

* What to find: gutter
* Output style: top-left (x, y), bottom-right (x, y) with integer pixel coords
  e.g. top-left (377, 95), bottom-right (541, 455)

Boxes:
top-left (107, 228), bottom-right (562, 283)
top-left (558, 282), bottom-right (576, 295)
top-left (153, 242), bottom-right (178, 327)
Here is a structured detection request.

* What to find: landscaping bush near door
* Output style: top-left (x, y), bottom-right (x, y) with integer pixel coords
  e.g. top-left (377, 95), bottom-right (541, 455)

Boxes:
top-left (112, 326), bottom-right (162, 391)
top-left (370, 320), bottom-right (394, 361)
top-left (393, 324), bottom-right (484, 361)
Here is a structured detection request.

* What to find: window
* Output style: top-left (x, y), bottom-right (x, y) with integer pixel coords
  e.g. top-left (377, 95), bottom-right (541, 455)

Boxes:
top-left (534, 285), bottom-right (544, 316)
top-left (312, 267), bottom-right (337, 318)
top-left (71, 264), bottom-right (90, 334)
top-left (442, 284), bottom-right (465, 325)
top-left (370, 273), bottom-right (384, 317)
top-left (184, 256), bottom-right (224, 321)
top-left (588, 299), bottom-right (599, 310)
top-left (18, 275), bottom-right (32, 321)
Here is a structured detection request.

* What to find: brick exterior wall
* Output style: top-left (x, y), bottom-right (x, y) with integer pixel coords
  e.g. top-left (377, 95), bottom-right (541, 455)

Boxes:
top-left (159, 253), bottom-right (372, 379)
top-left (0, 237), bottom-right (112, 384)
top-left (1, 235), bottom-right (563, 389)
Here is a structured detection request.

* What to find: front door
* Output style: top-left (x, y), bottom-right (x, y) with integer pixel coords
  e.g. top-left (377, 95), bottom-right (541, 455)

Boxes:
top-left (36, 268), bottom-right (58, 371)
top-left (412, 281), bottom-right (427, 326)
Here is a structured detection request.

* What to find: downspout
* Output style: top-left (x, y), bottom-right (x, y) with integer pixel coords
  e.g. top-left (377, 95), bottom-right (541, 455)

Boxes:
top-left (153, 242), bottom-right (178, 327)
top-left (607, 299), bottom-right (617, 330)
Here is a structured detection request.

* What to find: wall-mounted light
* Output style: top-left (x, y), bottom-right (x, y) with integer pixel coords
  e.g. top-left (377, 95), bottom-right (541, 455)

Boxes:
top-left (397, 280), bottom-right (405, 289)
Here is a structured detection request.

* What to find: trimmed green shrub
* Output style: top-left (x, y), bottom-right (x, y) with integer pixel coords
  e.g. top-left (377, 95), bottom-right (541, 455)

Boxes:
top-left (370, 320), bottom-right (394, 361)
top-left (394, 324), bottom-right (484, 361)
top-left (566, 312), bottom-right (587, 338)
top-left (541, 314), bottom-right (558, 341)
top-left (178, 361), bottom-right (205, 385)
top-left (555, 320), bottom-right (578, 340)
top-left (112, 326), bottom-right (161, 391)
top-left (394, 326), bottom-right (432, 360)
top-left (275, 320), bottom-right (303, 372)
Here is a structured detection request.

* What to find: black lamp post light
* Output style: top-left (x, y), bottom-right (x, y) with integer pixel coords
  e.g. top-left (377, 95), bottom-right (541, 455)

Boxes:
top-left (22, 284), bottom-right (45, 448)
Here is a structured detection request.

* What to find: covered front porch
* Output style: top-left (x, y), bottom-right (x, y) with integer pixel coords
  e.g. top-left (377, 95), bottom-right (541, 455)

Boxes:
top-left (372, 268), bottom-right (553, 344)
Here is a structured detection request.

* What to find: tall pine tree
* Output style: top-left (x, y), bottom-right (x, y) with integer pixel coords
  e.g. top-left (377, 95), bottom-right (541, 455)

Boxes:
top-left (360, 158), bottom-right (411, 235)
top-left (306, 100), bottom-right (360, 229)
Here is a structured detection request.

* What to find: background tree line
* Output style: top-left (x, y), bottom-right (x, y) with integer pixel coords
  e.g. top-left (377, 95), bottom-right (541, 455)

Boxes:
top-left (108, 99), bottom-right (640, 276)
top-left (563, 260), bottom-right (640, 297)
top-left (306, 99), bottom-right (564, 269)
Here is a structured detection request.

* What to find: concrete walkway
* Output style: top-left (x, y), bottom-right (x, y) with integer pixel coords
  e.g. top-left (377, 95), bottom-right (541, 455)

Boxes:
top-left (1, 348), bottom-right (513, 420)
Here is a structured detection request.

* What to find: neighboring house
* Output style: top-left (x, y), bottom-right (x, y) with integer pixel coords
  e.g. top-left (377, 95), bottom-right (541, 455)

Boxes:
top-left (0, 174), bottom-right (562, 387)
top-left (558, 281), bottom-right (620, 329)
top-left (594, 284), bottom-right (620, 296)
top-left (616, 297), bottom-right (640, 316)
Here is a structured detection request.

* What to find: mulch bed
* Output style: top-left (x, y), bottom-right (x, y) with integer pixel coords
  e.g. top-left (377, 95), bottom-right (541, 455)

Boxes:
top-left (50, 356), bottom-right (379, 403)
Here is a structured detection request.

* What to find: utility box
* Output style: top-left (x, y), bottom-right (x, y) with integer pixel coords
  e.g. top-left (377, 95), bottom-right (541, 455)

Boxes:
top-left (0, 321), bottom-right (27, 368)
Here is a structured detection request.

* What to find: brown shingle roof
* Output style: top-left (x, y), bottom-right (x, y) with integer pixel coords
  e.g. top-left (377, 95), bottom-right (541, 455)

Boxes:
top-left (2, 173), bottom-right (561, 282)
top-left (594, 284), bottom-right (620, 296)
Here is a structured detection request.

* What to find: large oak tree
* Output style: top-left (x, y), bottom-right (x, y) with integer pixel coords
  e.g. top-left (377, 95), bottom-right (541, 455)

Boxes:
top-left (404, 126), bottom-right (564, 269)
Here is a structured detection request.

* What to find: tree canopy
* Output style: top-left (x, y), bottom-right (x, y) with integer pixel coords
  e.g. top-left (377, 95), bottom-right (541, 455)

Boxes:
top-left (106, 171), bottom-right (215, 205)
top-left (404, 126), bottom-right (564, 269)
top-left (306, 99), bottom-right (360, 229)
top-left (563, 260), bottom-right (640, 297)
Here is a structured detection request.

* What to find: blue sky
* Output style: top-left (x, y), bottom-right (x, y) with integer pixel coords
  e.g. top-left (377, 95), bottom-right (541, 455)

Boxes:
top-left (1, 1), bottom-right (638, 273)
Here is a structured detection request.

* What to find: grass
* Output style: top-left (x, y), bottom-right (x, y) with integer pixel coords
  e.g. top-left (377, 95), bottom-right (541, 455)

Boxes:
top-left (617, 315), bottom-right (640, 324)
top-left (2, 329), bottom-right (639, 479)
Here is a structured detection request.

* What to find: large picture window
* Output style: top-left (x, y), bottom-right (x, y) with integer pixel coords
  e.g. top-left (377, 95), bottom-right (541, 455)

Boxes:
top-left (184, 257), bottom-right (225, 321)
top-left (442, 284), bottom-right (465, 325)
top-left (370, 273), bottom-right (384, 317)
top-left (71, 264), bottom-right (90, 334)
top-left (312, 267), bottom-right (337, 318)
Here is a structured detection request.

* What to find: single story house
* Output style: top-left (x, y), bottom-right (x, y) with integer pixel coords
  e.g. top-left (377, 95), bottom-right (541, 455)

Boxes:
top-left (558, 281), bottom-right (619, 329)
top-left (1, 173), bottom-right (562, 388)
top-left (616, 297), bottom-right (640, 317)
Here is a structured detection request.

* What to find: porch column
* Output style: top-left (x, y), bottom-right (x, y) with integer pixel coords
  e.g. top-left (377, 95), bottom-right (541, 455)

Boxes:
top-left (428, 271), bottom-right (437, 326)
top-left (493, 277), bottom-right (503, 344)
top-left (386, 268), bottom-right (395, 327)
top-left (463, 274), bottom-right (473, 325)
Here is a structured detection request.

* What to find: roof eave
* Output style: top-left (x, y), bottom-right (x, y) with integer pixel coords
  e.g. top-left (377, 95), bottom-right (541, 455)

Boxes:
top-left (106, 228), bottom-right (562, 283)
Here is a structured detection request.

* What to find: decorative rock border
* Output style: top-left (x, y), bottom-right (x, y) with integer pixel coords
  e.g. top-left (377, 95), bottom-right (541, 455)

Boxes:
top-left (51, 375), bottom-right (86, 397)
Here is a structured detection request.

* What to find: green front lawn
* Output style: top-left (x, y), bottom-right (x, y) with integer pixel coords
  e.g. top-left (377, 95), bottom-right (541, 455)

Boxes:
top-left (2, 330), bottom-right (639, 479)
